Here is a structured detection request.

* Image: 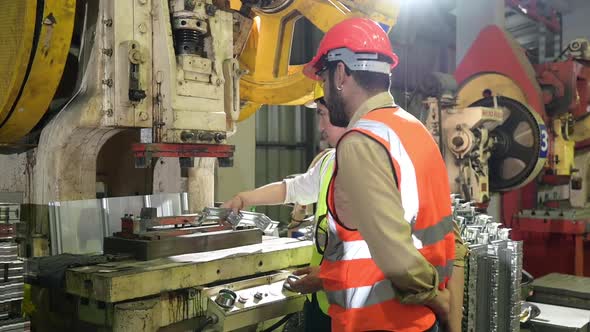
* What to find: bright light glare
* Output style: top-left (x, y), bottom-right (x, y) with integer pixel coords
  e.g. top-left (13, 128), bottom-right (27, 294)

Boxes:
top-left (254, 16), bottom-right (261, 30)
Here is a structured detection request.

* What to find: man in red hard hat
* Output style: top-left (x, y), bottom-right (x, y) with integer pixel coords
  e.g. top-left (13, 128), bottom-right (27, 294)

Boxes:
top-left (295, 17), bottom-right (458, 331)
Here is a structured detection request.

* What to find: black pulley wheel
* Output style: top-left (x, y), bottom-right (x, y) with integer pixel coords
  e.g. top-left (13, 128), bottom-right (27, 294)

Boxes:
top-left (469, 96), bottom-right (547, 191)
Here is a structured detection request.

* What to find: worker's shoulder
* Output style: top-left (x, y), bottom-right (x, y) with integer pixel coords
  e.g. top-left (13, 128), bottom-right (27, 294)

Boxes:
top-left (308, 148), bottom-right (335, 168)
top-left (336, 131), bottom-right (387, 162)
top-left (338, 130), bottom-right (382, 149)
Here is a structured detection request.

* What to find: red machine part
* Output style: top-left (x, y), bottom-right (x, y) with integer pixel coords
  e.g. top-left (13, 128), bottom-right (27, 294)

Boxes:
top-left (455, 25), bottom-right (590, 277)
top-left (535, 60), bottom-right (590, 119)
top-left (117, 214), bottom-right (233, 240)
top-left (132, 143), bottom-right (235, 168)
top-left (514, 217), bottom-right (590, 276)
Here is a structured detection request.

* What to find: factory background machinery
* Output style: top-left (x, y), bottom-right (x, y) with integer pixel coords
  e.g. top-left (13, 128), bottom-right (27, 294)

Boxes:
top-left (424, 24), bottom-right (590, 279)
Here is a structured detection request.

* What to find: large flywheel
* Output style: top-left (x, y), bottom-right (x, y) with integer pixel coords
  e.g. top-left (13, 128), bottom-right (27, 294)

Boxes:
top-left (457, 73), bottom-right (548, 191)
top-left (0, 0), bottom-right (76, 145)
top-left (470, 96), bottom-right (547, 191)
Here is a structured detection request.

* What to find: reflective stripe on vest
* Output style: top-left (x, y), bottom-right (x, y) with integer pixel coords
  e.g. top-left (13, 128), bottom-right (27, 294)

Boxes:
top-left (355, 118), bottom-right (419, 226)
top-left (352, 115), bottom-right (455, 279)
top-left (413, 215), bottom-right (454, 246)
top-left (306, 149), bottom-right (335, 314)
top-left (327, 279), bottom-right (395, 309)
top-left (320, 107), bottom-right (455, 332)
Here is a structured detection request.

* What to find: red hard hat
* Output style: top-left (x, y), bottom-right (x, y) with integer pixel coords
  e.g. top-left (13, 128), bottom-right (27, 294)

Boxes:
top-left (303, 17), bottom-right (399, 81)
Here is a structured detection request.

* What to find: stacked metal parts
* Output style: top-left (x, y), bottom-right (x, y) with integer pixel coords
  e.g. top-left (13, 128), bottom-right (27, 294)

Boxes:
top-left (452, 196), bottom-right (522, 332)
top-left (0, 204), bottom-right (29, 332)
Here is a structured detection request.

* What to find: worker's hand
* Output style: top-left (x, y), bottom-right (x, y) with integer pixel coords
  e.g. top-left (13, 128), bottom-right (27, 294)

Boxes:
top-left (221, 193), bottom-right (248, 213)
top-left (426, 288), bottom-right (451, 326)
top-left (287, 266), bottom-right (323, 294)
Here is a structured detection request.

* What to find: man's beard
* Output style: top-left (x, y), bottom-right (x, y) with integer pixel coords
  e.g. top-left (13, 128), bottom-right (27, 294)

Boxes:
top-left (325, 79), bottom-right (349, 128)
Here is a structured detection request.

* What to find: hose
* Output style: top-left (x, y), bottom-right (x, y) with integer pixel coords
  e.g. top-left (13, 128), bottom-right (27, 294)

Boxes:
top-left (261, 313), bottom-right (295, 332)
top-left (194, 315), bottom-right (216, 332)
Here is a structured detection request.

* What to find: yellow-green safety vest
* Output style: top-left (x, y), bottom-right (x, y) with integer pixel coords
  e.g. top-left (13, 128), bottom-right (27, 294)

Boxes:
top-left (307, 149), bottom-right (335, 314)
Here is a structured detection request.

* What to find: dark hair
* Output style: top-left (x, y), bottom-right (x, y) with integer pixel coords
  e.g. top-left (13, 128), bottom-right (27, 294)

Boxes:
top-left (327, 61), bottom-right (390, 94)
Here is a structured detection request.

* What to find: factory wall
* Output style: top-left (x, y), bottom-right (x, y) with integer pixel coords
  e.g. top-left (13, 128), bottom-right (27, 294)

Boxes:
top-left (562, 0), bottom-right (590, 43)
top-left (0, 153), bottom-right (28, 203)
top-left (215, 114), bottom-right (256, 204)
top-left (254, 105), bottom-right (317, 224)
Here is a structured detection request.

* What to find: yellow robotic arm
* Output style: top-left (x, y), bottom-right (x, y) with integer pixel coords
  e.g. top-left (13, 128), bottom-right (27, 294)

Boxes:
top-left (232, 0), bottom-right (400, 120)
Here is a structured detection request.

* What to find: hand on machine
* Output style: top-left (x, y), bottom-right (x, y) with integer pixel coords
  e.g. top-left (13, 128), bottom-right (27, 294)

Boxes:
top-left (283, 266), bottom-right (323, 294)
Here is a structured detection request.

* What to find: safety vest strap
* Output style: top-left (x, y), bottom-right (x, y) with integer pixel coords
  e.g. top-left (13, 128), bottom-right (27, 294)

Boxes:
top-left (412, 215), bottom-right (454, 246)
top-left (306, 150), bottom-right (335, 314)
top-left (436, 259), bottom-right (454, 283)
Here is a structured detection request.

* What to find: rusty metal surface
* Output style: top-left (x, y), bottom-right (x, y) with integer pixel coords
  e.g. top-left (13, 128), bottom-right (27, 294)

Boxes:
top-left (104, 228), bottom-right (262, 260)
top-left (66, 237), bottom-right (312, 303)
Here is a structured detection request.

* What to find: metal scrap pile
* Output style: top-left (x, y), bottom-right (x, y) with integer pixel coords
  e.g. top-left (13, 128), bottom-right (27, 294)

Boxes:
top-left (452, 197), bottom-right (522, 332)
top-left (0, 204), bottom-right (29, 332)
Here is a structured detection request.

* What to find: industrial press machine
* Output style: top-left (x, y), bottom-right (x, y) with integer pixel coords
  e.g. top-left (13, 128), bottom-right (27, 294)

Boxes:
top-left (0, 0), bottom-right (402, 331)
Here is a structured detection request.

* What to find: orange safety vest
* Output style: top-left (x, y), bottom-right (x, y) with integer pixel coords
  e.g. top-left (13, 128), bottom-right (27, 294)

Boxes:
top-left (320, 107), bottom-right (455, 332)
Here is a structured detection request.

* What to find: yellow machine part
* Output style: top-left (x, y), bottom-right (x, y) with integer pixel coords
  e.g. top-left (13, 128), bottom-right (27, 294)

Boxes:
top-left (457, 73), bottom-right (529, 108)
top-left (0, 1), bottom-right (37, 134)
top-left (573, 115), bottom-right (590, 142)
top-left (232, 0), bottom-right (399, 121)
top-left (0, 0), bottom-right (76, 143)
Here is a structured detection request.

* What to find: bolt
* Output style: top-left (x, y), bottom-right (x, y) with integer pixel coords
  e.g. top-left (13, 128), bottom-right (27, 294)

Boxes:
top-left (452, 136), bottom-right (464, 147)
top-left (138, 0), bottom-right (147, 4)
top-left (102, 48), bottom-right (113, 57)
top-left (103, 19), bottom-right (113, 27)
top-left (181, 131), bottom-right (195, 141)
top-left (138, 23), bottom-right (147, 34)
top-left (138, 112), bottom-right (148, 121)
top-left (129, 90), bottom-right (147, 102)
top-left (43, 14), bottom-right (56, 26)
top-left (214, 132), bottom-right (226, 143)
top-left (216, 79), bottom-right (223, 86)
